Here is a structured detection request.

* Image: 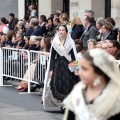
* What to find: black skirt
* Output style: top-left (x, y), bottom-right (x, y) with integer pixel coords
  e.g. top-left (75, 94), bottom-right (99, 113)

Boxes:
top-left (50, 56), bottom-right (79, 101)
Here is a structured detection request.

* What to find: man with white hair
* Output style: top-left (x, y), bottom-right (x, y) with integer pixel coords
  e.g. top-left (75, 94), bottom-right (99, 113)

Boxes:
top-left (16, 32), bottom-right (25, 49)
top-left (31, 18), bottom-right (43, 36)
top-left (29, 36), bottom-right (37, 50)
top-left (96, 18), bottom-right (106, 41)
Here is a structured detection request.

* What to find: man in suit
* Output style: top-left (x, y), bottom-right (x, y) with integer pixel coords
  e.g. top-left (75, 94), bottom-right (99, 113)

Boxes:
top-left (31, 18), bottom-right (43, 36)
top-left (80, 16), bottom-right (97, 49)
top-left (96, 18), bottom-right (106, 41)
top-left (39, 15), bottom-right (47, 36)
top-left (35, 36), bottom-right (42, 51)
top-left (16, 32), bottom-right (25, 49)
top-left (85, 10), bottom-right (96, 26)
top-left (26, 21), bottom-right (34, 37)
top-left (8, 13), bottom-right (15, 30)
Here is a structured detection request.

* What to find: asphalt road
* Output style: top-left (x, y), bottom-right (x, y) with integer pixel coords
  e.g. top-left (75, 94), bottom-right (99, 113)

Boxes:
top-left (0, 81), bottom-right (63, 120)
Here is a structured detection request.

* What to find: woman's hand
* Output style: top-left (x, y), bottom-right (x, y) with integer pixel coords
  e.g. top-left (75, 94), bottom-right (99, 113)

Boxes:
top-left (99, 29), bottom-right (103, 34)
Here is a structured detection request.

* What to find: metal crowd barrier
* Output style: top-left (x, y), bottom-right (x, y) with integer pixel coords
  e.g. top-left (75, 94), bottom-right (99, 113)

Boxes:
top-left (0, 47), bottom-right (50, 93)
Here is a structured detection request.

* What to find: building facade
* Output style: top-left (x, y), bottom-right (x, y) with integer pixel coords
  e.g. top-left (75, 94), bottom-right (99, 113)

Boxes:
top-left (18, 0), bottom-right (120, 26)
top-left (0, 0), bottom-right (119, 27)
top-left (0, 0), bottom-right (18, 18)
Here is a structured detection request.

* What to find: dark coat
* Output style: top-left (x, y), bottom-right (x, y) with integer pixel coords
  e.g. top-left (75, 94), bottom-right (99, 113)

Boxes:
top-left (5, 39), bottom-right (13, 47)
top-left (32, 26), bottom-right (43, 36)
top-left (80, 24), bottom-right (98, 49)
top-left (41, 23), bottom-right (47, 36)
top-left (71, 24), bottom-right (83, 39)
top-left (12, 42), bottom-right (18, 48)
top-left (17, 40), bottom-right (25, 48)
top-left (36, 45), bottom-right (40, 51)
top-left (107, 32), bottom-right (116, 40)
top-left (26, 27), bottom-right (34, 36)
top-left (45, 26), bottom-right (55, 37)
top-left (101, 31), bottom-right (116, 41)
top-left (23, 44), bottom-right (29, 50)
top-left (8, 20), bottom-right (14, 30)
top-left (29, 44), bottom-right (37, 51)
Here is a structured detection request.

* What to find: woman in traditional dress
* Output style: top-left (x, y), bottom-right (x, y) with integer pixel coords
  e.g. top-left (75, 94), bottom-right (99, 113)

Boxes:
top-left (43, 25), bottom-right (79, 108)
top-left (63, 49), bottom-right (120, 120)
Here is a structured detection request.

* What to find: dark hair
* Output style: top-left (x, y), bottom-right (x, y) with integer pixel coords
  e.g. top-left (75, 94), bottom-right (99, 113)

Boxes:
top-left (110, 40), bottom-right (120, 49)
top-left (49, 14), bottom-right (54, 19)
top-left (85, 10), bottom-right (94, 16)
top-left (47, 17), bottom-right (53, 22)
top-left (58, 25), bottom-right (68, 32)
top-left (74, 39), bottom-right (84, 51)
top-left (40, 15), bottom-right (47, 22)
top-left (74, 39), bottom-right (83, 46)
top-left (103, 22), bottom-right (113, 31)
top-left (54, 13), bottom-right (60, 17)
top-left (1, 17), bottom-right (8, 24)
top-left (24, 14), bottom-right (29, 21)
top-left (26, 36), bottom-right (30, 41)
top-left (106, 17), bottom-right (116, 26)
top-left (12, 18), bottom-right (19, 30)
top-left (9, 13), bottom-right (15, 18)
top-left (76, 44), bottom-right (83, 52)
top-left (0, 32), bottom-right (4, 36)
top-left (54, 18), bottom-right (60, 23)
top-left (47, 17), bottom-right (54, 26)
top-left (43, 37), bottom-right (51, 52)
top-left (85, 16), bottom-right (93, 23)
top-left (7, 30), bottom-right (15, 40)
top-left (83, 51), bottom-right (110, 83)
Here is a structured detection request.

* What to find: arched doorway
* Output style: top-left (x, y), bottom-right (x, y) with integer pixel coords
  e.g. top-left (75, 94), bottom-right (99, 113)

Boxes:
top-left (105, 0), bottom-right (111, 18)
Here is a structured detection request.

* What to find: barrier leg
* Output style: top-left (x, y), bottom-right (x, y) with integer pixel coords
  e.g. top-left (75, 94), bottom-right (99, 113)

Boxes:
top-left (0, 48), bottom-right (12, 87)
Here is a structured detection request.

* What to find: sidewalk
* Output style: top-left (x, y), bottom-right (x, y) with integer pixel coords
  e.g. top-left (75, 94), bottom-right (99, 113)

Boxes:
top-left (0, 85), bottom-right (63, 120)
top-left (0, 102), bottom-right (62, 120)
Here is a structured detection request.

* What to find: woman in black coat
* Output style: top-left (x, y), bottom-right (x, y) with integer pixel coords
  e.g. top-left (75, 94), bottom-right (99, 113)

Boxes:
top-left (71, 16), bottom-right (83, 39)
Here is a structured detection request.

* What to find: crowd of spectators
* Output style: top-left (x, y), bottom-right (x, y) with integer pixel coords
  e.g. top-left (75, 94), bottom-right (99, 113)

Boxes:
top-left (0, 4), bottom-right (120, 92)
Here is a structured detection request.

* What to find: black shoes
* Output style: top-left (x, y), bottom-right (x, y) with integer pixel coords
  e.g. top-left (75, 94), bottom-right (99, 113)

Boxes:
top-left (30, 84), bottom-right (41, 92)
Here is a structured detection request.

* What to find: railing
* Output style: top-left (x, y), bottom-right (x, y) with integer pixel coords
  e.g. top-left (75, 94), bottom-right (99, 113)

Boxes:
top-left (1, 47), bottom-right (120, 94)
top-left (0, 47), bottom-right (50, 93)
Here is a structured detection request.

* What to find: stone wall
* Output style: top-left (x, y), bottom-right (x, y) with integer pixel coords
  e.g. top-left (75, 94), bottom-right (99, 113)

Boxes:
top-left (18, 0), bottom-right (24, 19)
top-left (39, 0), bottom-right (52, 18)
top-left (70, 0), bottom-right (105, 24)
top-left (51, 0), bottom-right (63, 14)
top-left (111, 0), bottom-right (120, 27)
top-left (0, 0), bottom-right (18, 18)
top-left (17, 0), bottom-right (120, 28)
top-left (39, 0), bottom-right (63, 17)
